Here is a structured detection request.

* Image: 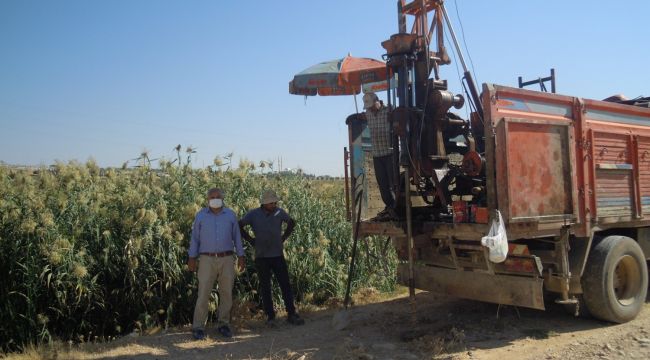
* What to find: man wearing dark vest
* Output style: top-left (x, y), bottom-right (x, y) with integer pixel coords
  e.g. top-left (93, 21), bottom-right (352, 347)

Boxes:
top-left (239, 190), bottom-right (304, 326)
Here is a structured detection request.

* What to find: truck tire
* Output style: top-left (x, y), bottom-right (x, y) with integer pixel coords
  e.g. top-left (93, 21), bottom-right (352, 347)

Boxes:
top-left (581, 235), bottom-right (648, 323)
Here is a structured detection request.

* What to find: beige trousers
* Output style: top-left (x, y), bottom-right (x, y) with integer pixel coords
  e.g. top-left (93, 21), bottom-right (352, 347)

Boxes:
top-left (192, 255), bottom-right (235, 330)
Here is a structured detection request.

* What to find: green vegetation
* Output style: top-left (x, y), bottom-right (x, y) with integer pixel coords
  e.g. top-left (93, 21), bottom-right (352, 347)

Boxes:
top-left (0, 158), bottom-right (396, 352)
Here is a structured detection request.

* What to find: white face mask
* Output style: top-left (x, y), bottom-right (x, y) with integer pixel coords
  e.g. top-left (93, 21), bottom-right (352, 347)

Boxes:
top-left (209, 198), bottom-right (223, 209)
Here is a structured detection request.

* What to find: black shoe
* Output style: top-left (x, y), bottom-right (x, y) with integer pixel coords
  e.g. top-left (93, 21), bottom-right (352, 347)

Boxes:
top-left (192, 329), bottom-right (206, 340)
top-left (373, 211), bottom-right (396, 222)
top-left (266, 314), bottom-right (278, 327)
top-left (287, 313), bottom-right (305, 325)
top-left (370, 208), bottom-right (389, 221)
top-left (385, 207), bottom-right (399, 220)
top-left (217, 325), bottom-right (232, 338)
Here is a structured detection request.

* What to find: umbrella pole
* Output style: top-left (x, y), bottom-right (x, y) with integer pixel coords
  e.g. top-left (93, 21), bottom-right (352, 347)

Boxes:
top-left (353, 93), bottom-right (359, 114)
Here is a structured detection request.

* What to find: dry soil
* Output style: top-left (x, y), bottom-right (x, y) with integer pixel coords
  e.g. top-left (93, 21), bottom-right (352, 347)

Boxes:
top-left (20, 287), bottom-right (650, 360)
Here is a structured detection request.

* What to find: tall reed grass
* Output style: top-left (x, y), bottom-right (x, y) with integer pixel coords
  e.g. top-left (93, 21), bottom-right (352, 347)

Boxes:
top-left (0, 158), bottom-right (396, 352)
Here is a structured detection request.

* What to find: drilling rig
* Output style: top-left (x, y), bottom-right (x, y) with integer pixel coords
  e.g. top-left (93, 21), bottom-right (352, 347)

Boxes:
top-left (343, 0), bottom-right (649, 323)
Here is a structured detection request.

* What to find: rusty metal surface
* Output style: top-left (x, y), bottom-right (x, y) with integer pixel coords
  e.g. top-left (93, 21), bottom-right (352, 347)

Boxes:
top-left (346, 114), bottom-right (384, 221)
top-left (587, 120), bottom-right (650, 224)
top-left (485, 84), bottom-right (650, 238)
top-left (573, 98), bottom-right (591, 238)
top-left (397, 263), bottom-right (545, 310)
top-left (363, 149), bottom-right (385, 219)
top-left (360, 218), bottom-right (572, 243)
top-left (545, 273), bottom-right (583, 295)
top-left (419, 222), bottom-right (488, 239)
top-left (358, 221), bottom-right (405, 237)
top-left (497, 118), bottom-right (574, 221)
top-left (591, 130), bottom-right (637, 219)
top-left (359, 220), bottom-right (489, 239)
top-left (636, 228), bottom-right (650, 260)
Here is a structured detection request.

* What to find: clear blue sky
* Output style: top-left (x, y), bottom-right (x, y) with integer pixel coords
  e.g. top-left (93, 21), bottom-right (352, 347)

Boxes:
top-left (1, 1), bottom-right (648, 176)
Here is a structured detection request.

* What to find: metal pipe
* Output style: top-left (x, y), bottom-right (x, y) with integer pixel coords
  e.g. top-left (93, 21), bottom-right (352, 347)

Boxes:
top-left (344, 147), bottom-right (351, 221)
top-left (551, 68), bottom-right (556, 94)
top-left (410, 68), bottom-right (416, 107)
top-left (558, 227), bottom-right (571, 301)
top-left (440, 4), bottom-right (468, 73)
top-left (398, 57), bottom-right (409, 107)
top-left (405, 166), bottom-right (416, 307)
top-left (344, 189), bottom-right (364, 309)
top-left (463, 71), bottom-right (484, 119)
top-left (440, 3), bottom-right (483, 119)
top-left (517, 68), bottom-right (555, 93)
top-left (398, 0), bottom-right (407, 33)
top-left (386, 66), bottom-right (392, 109)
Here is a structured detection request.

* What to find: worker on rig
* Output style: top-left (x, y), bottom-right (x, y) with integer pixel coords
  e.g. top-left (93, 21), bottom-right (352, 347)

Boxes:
top-left (362, 91), bottom-right (397, 221)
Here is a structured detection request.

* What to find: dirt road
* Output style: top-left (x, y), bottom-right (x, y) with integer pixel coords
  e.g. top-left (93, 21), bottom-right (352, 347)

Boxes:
top-left (30, 289), bottom-right (650, 360)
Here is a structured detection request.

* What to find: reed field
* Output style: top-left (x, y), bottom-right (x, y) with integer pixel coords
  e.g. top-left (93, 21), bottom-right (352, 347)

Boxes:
top-left (0, 156), bottom-right (396, 352)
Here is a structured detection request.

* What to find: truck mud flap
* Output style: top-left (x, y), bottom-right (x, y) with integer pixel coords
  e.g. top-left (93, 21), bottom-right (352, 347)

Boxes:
top-left (397, 263), bottom-right (545, 310)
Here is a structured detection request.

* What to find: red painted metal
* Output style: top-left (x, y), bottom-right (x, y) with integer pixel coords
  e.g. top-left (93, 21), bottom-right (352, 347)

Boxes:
top-left (485, 84), bottom-right (650, 237)
top-left (588, 129), bottom-right (598, 221)
top-left (632, 135), bottom-right (642, 218)
top-left (573, 98), bottom-right (591, 237)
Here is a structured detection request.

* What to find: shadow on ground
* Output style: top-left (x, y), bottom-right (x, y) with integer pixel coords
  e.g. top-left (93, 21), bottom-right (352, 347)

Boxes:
top-left (68, 287), bottom-right (650, 360)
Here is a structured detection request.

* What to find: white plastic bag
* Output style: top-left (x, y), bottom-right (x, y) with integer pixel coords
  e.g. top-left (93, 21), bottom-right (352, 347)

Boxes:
top-left (480, 210), bottom-right (508, 263)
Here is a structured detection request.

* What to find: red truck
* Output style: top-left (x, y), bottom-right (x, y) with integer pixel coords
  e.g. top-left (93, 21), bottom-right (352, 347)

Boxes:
top-left (344, 0), bottom-right (649, 323)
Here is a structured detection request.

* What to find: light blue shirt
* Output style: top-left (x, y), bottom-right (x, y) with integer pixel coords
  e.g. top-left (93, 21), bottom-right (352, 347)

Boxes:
top-left (188, 207), bottom-right (244, 258)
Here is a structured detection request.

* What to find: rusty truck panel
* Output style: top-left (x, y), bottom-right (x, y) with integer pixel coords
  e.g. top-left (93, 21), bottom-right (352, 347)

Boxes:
top-left (494, 118), bottom-right (575, 222)
top-left (485, 84), bottom-right (650, 238)
top-left (397, 263), bottom-right (545, 310)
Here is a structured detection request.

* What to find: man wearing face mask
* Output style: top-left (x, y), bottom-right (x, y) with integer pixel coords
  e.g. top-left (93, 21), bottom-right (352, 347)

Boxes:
top-left (239, 190), bottom-right (304, 326)
top-left (188, 188), bottom-right (245, 340)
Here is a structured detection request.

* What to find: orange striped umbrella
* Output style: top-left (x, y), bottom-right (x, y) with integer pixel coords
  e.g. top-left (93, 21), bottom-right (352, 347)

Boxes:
top-left (289, 55), bottom-right (391, 96)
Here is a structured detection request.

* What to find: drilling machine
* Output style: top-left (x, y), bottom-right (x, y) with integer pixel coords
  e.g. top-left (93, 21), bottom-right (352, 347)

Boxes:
top-left (377, 0), bottom-right (484, 223)
top-left (345, 0), bottom-right (649, 323)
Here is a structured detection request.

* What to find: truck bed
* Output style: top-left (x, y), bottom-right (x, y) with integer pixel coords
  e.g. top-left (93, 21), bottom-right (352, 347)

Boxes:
top-left (484, 84), bottom-right (650, 239)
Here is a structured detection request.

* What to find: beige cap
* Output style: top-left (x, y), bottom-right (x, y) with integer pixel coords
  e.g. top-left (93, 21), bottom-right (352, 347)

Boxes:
top-left (260, 190), bottom-right (280, 204)
top-left (363, 92), bottom-right (378, 110)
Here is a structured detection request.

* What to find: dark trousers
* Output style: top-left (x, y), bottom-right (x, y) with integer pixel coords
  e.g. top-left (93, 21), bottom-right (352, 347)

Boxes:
top-left (373, 154), bottom-right (395, 208)
top-left (255, 256), bottom-right (296, 319)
